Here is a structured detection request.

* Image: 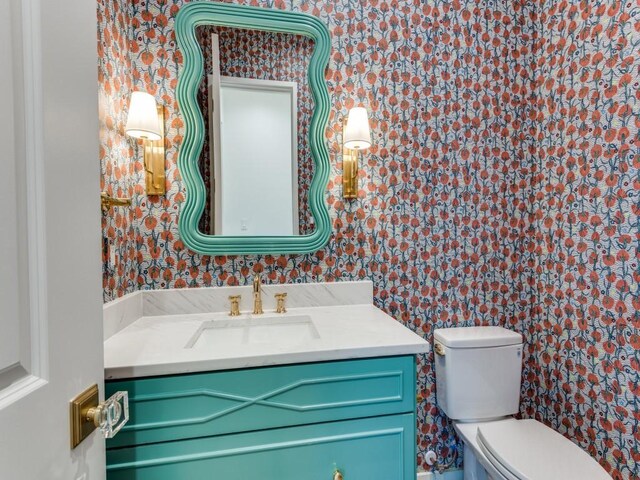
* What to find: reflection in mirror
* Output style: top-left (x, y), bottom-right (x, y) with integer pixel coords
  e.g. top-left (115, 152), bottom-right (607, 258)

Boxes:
top-left (196, 26), bottom-right (316, 237)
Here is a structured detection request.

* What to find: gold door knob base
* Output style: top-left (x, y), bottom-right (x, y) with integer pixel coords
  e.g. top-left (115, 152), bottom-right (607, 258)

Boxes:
top-left (334, 470), bottom-right (344, 480)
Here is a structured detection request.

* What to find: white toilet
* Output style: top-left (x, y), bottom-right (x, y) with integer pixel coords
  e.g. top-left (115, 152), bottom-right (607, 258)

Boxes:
top-left (434, 326), bottom-right (611, 480)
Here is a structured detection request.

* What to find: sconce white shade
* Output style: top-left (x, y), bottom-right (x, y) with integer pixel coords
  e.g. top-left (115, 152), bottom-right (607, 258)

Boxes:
top-left (125, 91), bottom-right (161, 141)
top-left (344, 107), bottom-right (371, 150)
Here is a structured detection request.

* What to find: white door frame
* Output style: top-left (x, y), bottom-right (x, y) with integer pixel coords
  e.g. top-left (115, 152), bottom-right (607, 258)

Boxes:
top-left (208, 74), bottom-right (300, 235)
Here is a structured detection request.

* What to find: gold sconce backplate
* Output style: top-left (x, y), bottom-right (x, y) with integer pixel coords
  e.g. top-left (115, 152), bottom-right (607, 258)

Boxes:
top-left (342, 118), bottom-right (358, 199)
top-left (70, 384), bottom-right (99, 448)
top-left (144, 105), bottom-right (166, 196)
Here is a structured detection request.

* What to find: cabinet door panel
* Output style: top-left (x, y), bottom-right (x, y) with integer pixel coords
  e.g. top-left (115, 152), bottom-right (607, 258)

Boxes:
top-left (107, 356), bottom-right (415, 448)
top-left (107, 414), bottom-right (416, 480)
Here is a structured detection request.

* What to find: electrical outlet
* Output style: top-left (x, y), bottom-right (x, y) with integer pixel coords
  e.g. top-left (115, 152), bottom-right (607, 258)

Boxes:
top-left (109, 243), bottom-right (117, 269)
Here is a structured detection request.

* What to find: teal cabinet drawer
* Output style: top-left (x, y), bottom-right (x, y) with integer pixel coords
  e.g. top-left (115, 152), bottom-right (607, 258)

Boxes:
top-left (106, 356), bottom-right (415, 448)
top-left (107, 414), bottom-right (416, 480)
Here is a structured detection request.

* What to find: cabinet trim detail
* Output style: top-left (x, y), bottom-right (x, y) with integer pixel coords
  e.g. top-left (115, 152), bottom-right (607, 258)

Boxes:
top-left (108, 427), bottom-right (404, 471)
top-left (123, 370), bottom-right (404, 432)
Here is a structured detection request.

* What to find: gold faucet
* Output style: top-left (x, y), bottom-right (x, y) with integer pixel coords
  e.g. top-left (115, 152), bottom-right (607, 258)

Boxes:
top-left (228, 295), bottom-right (241, 316)
top-left (252, 274), bottom-right (264, 314)
top-left (275, 293), bottom-right (287, 314)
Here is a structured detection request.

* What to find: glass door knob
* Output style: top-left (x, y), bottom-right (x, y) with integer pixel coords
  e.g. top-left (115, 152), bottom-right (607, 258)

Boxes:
top-left (86, 390), bottom-right (129, 439)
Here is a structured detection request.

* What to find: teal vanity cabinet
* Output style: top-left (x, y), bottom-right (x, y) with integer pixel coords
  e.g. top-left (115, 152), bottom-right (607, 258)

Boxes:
top-left (106, 356), bottom-right (418, 479)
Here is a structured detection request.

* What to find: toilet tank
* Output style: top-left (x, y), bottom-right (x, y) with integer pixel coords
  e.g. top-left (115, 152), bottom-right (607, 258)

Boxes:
top-left (434, 326), bottom-right (523, 421)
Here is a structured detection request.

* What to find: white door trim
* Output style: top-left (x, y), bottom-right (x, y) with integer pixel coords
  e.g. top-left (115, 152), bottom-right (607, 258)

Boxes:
top-left (1, 0), bottom-right (104, 476)
top-left (0, 0), bottom-right (48, 410)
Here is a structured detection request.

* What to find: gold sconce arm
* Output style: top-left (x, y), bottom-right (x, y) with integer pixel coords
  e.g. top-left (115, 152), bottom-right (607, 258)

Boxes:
top-left (101, 192), bottom-right (132, 213)
top-left (342, 107), bottom-right (372, 199)
top-left (342, 150), bottom-right (359, 199)
top-left (124, 92), bottom-right (166, 196)
top-left (142, 104), bottom-right (166, 196)
top-left (342, 116), bottom-right (358, 199)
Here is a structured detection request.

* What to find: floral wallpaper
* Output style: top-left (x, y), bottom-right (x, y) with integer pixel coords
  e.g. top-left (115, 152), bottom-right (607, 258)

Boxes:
top-left (520, 0), bottom-right (640, 478)
top-left (97, 0), bottom-right (639, 477)
top-left (195, 26), bottom-right (315, 234)
top-left (98, 0), bottom-right (140, 300)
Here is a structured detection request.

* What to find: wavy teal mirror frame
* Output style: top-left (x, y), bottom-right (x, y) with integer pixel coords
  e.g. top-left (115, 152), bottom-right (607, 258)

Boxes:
top-left (175, 3), bottom-right (331, 255)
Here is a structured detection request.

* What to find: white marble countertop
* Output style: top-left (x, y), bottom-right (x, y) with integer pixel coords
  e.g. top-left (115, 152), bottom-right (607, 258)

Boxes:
top-left (104, 282), bottom-right (429, 379)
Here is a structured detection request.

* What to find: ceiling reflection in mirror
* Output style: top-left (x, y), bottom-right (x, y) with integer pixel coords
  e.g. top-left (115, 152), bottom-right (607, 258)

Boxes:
top-left (196, 26), bottom-right (316, 237)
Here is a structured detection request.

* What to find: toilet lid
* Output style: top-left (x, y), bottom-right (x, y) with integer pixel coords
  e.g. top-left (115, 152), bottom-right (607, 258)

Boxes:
top-left (476, 419), bottom-right (611, 480)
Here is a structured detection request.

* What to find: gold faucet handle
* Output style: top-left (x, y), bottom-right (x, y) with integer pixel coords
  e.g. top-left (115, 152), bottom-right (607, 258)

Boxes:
top-left (274, 293), bottom-right (287, 314)
top-left (229, 295), bottom-right (241, 316)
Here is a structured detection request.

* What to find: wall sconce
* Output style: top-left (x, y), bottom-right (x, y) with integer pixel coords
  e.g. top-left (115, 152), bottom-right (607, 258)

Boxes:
top-left (125, 91), bottom-right (165, 196)
top-left (342, 107), bottom-right (371, 199)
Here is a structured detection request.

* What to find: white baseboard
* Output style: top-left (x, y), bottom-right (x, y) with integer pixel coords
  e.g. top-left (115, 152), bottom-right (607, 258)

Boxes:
top-left (417, 469), bottom-right (463, 480)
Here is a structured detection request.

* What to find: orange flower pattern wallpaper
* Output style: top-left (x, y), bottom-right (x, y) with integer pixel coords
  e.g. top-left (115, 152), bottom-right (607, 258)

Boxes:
top-left (98, 0), bottom-right (639, 477)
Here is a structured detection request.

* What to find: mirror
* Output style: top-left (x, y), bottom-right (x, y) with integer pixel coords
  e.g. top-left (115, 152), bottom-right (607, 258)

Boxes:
top-left (196, 27), bottom-right (314, 236)
top-left (176, 3), bottom-right (331, 255)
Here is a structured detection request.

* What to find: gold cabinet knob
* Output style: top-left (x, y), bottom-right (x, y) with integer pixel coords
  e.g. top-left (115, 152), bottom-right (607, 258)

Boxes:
top-left (333, 470), bottom-right (344, 480)
top-left (229, 295), bottom-right (241, 316)
top-left (275, 292), bottom-right (287, 314)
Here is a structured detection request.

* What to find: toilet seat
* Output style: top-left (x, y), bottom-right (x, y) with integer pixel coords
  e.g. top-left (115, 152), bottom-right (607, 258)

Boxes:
top-left (476, 419), bottom-right (611, 480)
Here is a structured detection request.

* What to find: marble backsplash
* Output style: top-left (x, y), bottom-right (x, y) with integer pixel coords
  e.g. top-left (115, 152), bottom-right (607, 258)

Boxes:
top-left (104, 280), bottom-right (373, 340)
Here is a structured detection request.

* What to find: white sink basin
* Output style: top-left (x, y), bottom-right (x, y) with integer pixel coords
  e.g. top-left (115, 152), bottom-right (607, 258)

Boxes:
top-left (185, 314), bottom-right (319, 349)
